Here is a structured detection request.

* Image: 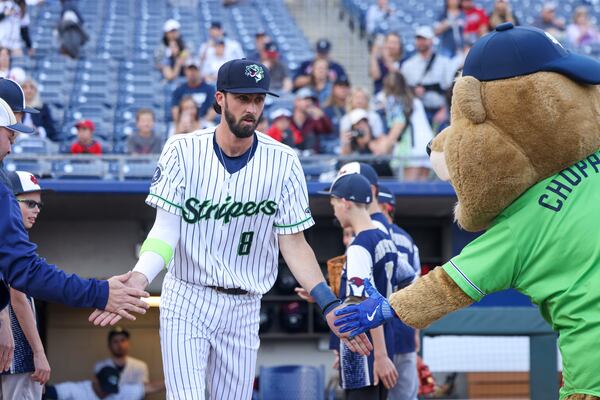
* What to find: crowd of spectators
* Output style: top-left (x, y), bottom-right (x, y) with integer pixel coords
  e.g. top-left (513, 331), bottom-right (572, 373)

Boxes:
top-left (7, 0), bottom-right (600, 182)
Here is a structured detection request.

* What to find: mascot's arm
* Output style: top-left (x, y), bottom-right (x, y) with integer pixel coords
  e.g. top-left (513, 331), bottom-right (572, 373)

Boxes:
top-left (389, 267), bottom-right (473, 329)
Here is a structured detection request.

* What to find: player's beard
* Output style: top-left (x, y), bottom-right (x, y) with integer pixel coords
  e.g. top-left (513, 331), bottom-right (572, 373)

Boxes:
top-left (223, 102), bottom-right (261, 139)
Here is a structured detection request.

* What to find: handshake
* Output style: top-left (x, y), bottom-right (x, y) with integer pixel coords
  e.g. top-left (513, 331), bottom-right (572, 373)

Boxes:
top-left (90, 271), bottom-right (151, 326)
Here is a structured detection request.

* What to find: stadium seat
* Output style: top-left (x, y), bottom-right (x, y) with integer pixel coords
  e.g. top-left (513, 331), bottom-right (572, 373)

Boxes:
top-left (259, 365), bottom-right (325, 400)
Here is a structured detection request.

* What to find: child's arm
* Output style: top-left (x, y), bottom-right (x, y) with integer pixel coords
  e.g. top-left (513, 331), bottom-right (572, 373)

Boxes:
top-left (370, 325), bottom-right (398, 389)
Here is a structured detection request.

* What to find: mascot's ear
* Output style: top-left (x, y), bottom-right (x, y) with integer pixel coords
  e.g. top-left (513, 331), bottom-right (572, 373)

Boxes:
top-left (454, 76), bottom-right (486, 124)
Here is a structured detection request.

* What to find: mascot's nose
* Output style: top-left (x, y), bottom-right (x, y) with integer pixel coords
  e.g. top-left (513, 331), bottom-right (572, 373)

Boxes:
top-left (426, 139), bottom-right (432, 157)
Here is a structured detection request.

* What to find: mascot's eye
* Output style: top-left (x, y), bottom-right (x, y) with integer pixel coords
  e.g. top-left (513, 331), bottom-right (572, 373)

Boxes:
top-left (426, 140), bottom-right (432, 157)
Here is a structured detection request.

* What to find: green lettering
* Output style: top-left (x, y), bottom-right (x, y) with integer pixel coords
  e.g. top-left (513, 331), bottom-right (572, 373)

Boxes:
top-left (230, 202), bottom-right (245, 217)
top-left (243, 201), bottom-right (257, 216)
top-left (203, 204), bottom-right (220, 219)
top-left (182, 198), bottom-right (201, 223)
top-left (261, 200), bottom-right (278, 215)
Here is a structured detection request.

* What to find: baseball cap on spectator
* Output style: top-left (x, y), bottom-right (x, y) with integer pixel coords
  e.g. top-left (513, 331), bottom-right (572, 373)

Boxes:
top-left (264, 41), bottom-right (278, 55)
top-left (163, 19), bottom-right (180, 32)
top-left (108, 326), bottom-right (130, 342)
top-left (334, 76), bottom-right (351, 86)
top-left (338, 161), bottom-right (379, 187)
top-left (0, 78), bottom-right (39, 114)
top-left (316, 39), bottom-right (331, 54)
top-left (210, 21), bottom-right (222, 30)
top-left (542, 2), bottom-right (557, 11)
top-left (377, 184), bottom-right (396, 206)
top-left (76, 119), bottom-right (95, 131)
top-left (185, 58), bottom-right (200, 68)
top-left (295, 87), bottom-right (318, 101)
top-left (0, 97), bottom-right (33, 134)
top-left (270, 108), bottom-right (291, 121)
top-left (415, 26), bottom-right (435, 40)
top-left (96, 367), bottom-right (120, 395)
top-left (463, 22), bottom-right (600, 84)
top-left (216, 59), bottom-right (279, 97)
top-left (8, 171), bottom-right (44, 195)
top-left (325, 173), bottom-right (372, 204)
top-left (348, 108), bottom-right (369, 126)
top-left (255, 30), bottom-right (266, 37)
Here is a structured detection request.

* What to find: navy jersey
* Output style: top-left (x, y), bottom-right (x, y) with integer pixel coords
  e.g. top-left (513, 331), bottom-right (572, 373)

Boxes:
top-left (337, 228), bottom-right (398, 389)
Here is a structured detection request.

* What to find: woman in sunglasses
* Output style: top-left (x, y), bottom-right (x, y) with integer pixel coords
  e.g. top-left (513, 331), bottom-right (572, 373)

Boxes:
top-left (2, 170), bottom-right (51, 399)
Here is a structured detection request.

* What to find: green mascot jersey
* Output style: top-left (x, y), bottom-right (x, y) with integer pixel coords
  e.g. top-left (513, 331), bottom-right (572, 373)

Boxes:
top-left (443, 150), bottom-right (600, 399)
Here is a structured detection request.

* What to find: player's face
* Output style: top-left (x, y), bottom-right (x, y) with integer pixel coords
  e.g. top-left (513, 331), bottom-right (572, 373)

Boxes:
top-left (109, 334), bottom-right (130, 357)
top-left (13, 111), bottom-right (22, 123)
top-left (342, 226), bottom-right (354, 248)
top-left (331, 197), bottom-right (350, 228)
top-left (0, 127), bottom-right (16, 160)
top-left (17, 192), bottom-right (42, 229)
top-left (223, 93), bottom-right (265, 138)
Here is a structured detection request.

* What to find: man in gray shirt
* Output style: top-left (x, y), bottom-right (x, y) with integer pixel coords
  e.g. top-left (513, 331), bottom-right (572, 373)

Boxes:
top-left (401, 26), bottom-right (454, 127)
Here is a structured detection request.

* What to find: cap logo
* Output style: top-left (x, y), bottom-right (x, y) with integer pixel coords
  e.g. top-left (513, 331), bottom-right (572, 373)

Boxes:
top-left (544, 31), bottom-right (563, 48)
top-left (245, 64), bottom-right (265, 83)
top-left (30, 174), bottom-right (38, 185)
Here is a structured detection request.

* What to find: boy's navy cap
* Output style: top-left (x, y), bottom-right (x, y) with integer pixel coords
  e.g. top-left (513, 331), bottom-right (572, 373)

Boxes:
top-left (0, 78), bottom-right (39, 114)
top-left (216, 59), bottom-right (279, 97)
top-left (327, 173), bottom-right (372, 204)
top-left (377, 184), bottom-right (396, 206)
top-left (463, 22), bottom-right (600, 84)
top-left (337, 162), bottom-right (378, 187)
top-left (96, 367), bottom-right (120, 394)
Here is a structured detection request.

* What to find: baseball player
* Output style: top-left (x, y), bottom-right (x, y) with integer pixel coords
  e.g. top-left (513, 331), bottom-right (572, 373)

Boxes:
top-left (0, 171), bottom-right (51, 400)
top-left (326, 173), bottom-right (399, 399)
top-left (377, 184), bottom-right (420, 400)
top-left (0, 96), bottom-right (150, 371)
top-left (89, 59), bottom-right (372, 400)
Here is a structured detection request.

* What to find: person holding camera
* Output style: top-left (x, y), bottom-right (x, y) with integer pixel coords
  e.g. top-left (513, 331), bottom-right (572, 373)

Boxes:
top-left (339, 109), bottom-right (374, 156)
top-left (401, 26), bottom-right (454, 130)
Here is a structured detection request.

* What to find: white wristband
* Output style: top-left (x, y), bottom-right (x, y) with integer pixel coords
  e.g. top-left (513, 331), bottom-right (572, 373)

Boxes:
top-left (132, 251), bottom-right (165, 285)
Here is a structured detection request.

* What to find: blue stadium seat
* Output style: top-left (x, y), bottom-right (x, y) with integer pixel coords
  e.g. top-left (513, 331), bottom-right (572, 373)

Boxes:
top-left (259, 365), bottom-right (325, 400)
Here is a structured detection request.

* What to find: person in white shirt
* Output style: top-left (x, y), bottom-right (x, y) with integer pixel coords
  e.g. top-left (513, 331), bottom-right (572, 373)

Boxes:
top-left (198, 21), bottom-right (244, 67)
top-left (93, 327), bottom-right (148, 386)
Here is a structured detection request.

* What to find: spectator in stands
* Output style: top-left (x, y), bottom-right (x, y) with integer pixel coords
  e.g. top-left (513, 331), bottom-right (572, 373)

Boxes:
top-left (158, 19), bottom-right (188, 82)
top-left (248, 30), bottom-right (268, 61)
top-left (127, 109), bottom-right (162, 155)
top-left (70, 120), bottom-right (101, 155)
top-left (434, 0), bottom-right (465, 58)
top-left (488, 0), bottom-right (519, 31)
top-left (369, 32), bottom-right (404, 94)
top-left (198, 21), bottom-right (244, 66)
top-left (293, 39), bottom-right (348, 90)
top-left (340, 87), bottom-right (384, 139)
top-left (339, 108), bottom-right (375, 157)
top-left (94, 327), bottom-right (149, 387)
top-left (291, 87), bottom-right (332, 152)
top-left (200, 38), bottom-right (228, 85)
top-left (533, 2), bottom-right (566, 40)
top-left (173, 96), bottom-right (203, 135)
top-left (461, 0), bottom-right (488, 39)
top-left (372, 71), bottom-right (433, 181)
top-left (57, 5), bottom-right (88, 59)
top-left (0, 47), bottom-right (23, 82)
top-left (309, 58), bottom-right (333, 105)
top-left (16, 0), bottom-right (33, 56)
top-left (566, 6), bottom-right (600, 49)
top-left (0, 1), bottom-right (21, 56)
top-left (267, 108), bottom-right (301, 148)
top-left (171, 59), bottom-right (216, 123)
top-left (20, 77), bottom-right (59, 141)
top-left (323, 76), bottom-right (351, 142)
top-left (365, 0), bottom-right (396, 44)
top-left (401, 26), bottom-right (454, 129)
top-left (259, 41), bottom-right (292, 94)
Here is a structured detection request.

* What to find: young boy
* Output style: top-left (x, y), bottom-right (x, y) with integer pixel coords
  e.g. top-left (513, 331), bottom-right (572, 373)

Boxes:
top-left (70, 119), bottom-right (102, 154)
top-left (2, 171), bottom-right (51, 399)
top-left (328, 173), bottom-right (399, 399)
top-left (127, 109), bottom-right (162, 155)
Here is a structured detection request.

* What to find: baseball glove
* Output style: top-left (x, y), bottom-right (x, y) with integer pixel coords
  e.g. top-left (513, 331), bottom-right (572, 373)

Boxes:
top-left (326, 255), bottom-right (346, 297)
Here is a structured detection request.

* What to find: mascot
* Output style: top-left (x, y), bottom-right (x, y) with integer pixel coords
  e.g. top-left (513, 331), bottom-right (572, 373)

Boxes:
top-left (334, 23), bottom-right (600, 400)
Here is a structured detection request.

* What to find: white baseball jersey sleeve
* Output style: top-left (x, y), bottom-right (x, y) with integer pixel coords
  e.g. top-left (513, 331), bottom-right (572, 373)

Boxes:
top-left (146, 129), bottom-right (314, 295)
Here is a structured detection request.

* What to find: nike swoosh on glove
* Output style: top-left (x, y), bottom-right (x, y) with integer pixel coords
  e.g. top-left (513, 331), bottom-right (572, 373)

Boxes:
top-left (333, 278), bottom-right (396, 338)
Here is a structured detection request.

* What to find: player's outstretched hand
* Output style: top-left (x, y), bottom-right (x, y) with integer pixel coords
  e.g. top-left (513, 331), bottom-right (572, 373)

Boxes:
top-left (0, 309), bottom-right (14, 372)
top-left (334, 279), bottom-right (396, 339)
top-left (294, 287), bottom-right (315, 303)
top-left (101, 272), bottom-right (150, 323)
top-left (326, 304), bottom-right (373, 356)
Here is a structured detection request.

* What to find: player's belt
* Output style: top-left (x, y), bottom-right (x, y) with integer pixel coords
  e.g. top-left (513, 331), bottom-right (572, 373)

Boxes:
top-left (207, 286), bottom-right (249, 295)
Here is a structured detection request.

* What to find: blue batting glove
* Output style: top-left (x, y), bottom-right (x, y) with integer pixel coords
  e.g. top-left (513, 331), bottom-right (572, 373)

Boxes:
top-left (333, 279), bottom-right (396, 339)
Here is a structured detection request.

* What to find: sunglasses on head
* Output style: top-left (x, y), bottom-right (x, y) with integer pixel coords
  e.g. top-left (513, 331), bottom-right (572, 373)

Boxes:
top-left (17, 199), bottom-right (44, 210)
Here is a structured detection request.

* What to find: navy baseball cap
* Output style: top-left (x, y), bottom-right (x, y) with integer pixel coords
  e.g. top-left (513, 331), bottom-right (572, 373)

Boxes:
top-left (337, 162), bottom-right (378, 187)
top-left (377, 184), bottom-right (396, 206)
top-left (463, 22), bottom-right (600, 84)
top-left (327, 173), bottom-right (372, 204)
top-left (96, 367), bottom-right (120, 394)
top-left (216, 59), bottom-right (279, 97)
top-left (316, 39), bottom-right (331, 54)
top-left (0, 78), bottom-right (39, 114)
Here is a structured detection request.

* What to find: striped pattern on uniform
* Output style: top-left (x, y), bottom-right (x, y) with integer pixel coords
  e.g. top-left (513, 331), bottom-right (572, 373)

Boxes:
top-left (147, 128), bottom-right (314, 294)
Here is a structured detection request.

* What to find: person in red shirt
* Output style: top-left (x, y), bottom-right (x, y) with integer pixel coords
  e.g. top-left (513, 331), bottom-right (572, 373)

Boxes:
top-left (266, 108), bottom-right (302, 148)
top-left (290, 87), bottom-right (333, 153)
top-left (70, 119), bottom-right (102, 154)
top-left (461, 0), bottom-right (489, 38)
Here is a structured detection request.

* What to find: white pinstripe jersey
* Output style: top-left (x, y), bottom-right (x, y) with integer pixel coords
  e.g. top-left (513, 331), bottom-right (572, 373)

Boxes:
top-left (146, 128), bottom-right (314, 295)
